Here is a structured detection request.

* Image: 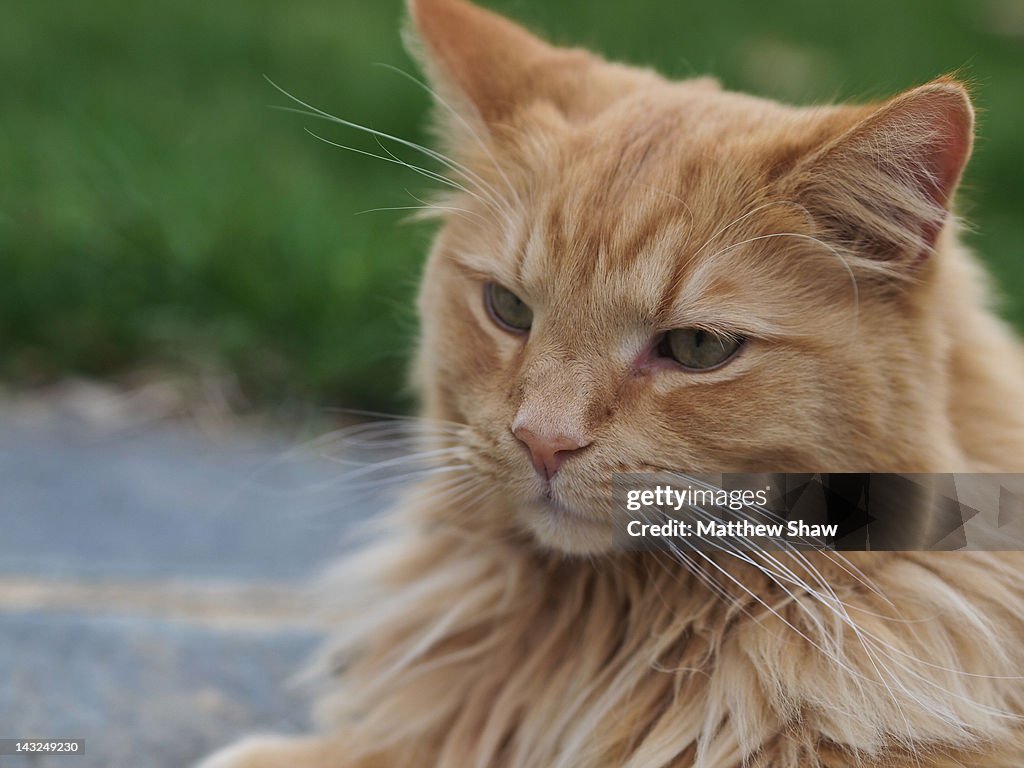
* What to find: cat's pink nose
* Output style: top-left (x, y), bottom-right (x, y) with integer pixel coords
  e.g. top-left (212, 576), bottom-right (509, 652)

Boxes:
top-left (513, 426), bottom-right (588, 481)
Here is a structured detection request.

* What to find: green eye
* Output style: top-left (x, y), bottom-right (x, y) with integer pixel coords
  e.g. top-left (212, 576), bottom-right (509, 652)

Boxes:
top-left (485, 283), bottom-right (533, 332)
top-left (658, 328), bottom-right (744, 371)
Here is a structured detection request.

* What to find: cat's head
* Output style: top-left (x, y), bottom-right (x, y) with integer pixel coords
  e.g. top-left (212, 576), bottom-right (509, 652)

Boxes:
top-left (406, 0), bottom-right (974, 554)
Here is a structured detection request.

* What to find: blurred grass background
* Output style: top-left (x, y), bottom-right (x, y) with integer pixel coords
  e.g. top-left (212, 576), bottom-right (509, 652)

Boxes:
top-left (3, 0), bottom-right (1022, 414)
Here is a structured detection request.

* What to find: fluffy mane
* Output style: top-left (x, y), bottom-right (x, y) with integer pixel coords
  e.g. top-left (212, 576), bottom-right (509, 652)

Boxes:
top-left (311, 526), bottom-right (1024, 767)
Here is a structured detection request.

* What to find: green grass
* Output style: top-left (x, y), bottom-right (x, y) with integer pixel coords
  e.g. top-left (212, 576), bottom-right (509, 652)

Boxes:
top-left (3, 0), bottom-right (1022, 412)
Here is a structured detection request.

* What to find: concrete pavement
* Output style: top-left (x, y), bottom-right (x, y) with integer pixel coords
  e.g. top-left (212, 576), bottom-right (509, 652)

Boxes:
top-left (0, 406), bottom-right (375, 767)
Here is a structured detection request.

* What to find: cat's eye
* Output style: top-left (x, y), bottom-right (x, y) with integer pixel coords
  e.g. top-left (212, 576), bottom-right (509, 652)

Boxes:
top-left (657, 328), bottom-right (744, 371)
top-left (485, 283), bottom-right (533, 332)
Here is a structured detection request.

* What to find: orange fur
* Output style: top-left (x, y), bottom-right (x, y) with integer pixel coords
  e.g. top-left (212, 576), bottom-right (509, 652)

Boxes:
top-left (199, 1), bottom-right (1024, 766)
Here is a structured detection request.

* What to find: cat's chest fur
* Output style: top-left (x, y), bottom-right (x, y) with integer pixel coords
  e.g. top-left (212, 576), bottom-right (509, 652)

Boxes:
top-left (314, 521), bottom-right (1024, 768)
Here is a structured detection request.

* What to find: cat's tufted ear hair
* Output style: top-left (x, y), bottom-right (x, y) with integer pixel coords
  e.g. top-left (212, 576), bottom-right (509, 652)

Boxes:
top-left (406, 0), bottom-right (637, 136)
top-left (786, 79), bottom-right (973, 274)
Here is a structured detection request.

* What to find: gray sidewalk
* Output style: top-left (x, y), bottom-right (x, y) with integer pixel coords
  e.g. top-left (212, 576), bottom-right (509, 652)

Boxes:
top-left (0, 406), bottom-right (375, 767)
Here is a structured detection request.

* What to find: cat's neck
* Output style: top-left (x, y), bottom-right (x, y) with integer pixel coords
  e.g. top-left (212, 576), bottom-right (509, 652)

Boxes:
top-left (935, 236), bottom-right (1024, 471)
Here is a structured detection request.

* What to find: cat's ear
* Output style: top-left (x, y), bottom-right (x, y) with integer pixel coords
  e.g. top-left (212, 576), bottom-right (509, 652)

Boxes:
top-left (406, 0), bottom-right (620, 135)
top-left (787, 79), bottom-right (973, 273)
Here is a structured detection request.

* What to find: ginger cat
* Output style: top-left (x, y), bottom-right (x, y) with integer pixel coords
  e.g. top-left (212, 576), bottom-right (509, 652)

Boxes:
top-left (201, 0), bottom-right (1024, 765)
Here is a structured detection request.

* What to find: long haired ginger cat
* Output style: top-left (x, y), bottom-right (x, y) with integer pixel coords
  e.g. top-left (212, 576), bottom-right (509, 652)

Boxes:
top-left (200, 0), bottom-right (1024, 766)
